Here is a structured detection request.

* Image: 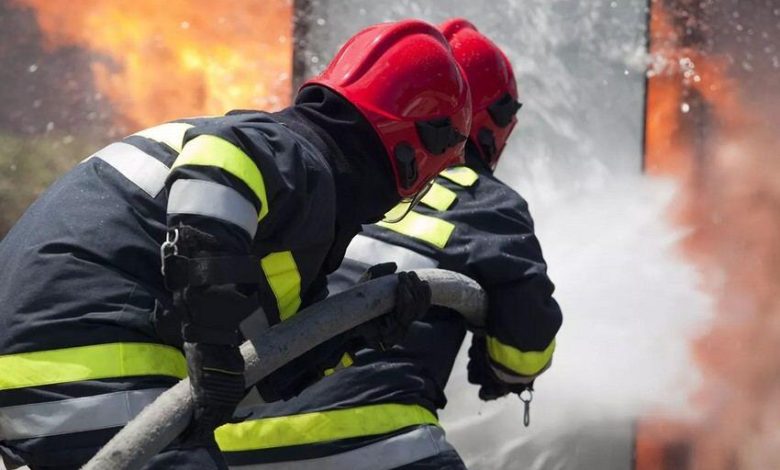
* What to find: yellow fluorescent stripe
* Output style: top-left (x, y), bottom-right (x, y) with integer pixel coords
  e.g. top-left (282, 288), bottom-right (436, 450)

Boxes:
top-left (173, 134), bottom-right (269, 221)
top-left (420, 182), bottom-right (457, 211)
top-left (487, 337), bottom-right (556, 376)
top-left (132, 122), bottom-right (194, 153)
top-left (382, 202), bottom-right (411, 222)
top-left (215, 403), bottom-right (438, 452)
top-left (323, 352), bottom-right (354, 377)
top-left (440, 166), bottom-right (479, 187)
top-left (377, 211), bottom-right (455, 249)
top-left (261, 251), bottom-right (302, 321)
top-left (0, 343), bottom-right (187, 391)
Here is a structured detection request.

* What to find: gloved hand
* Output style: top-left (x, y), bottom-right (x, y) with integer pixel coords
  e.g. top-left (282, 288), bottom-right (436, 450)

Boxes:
top-left (181, 342), bottom-right (246, 445)
top-left (174, 284), bottom-right (258, 444)
top-left (354, 263), bottom-right (432, 350)
top-left (467, 335), bottom-right (532, 401)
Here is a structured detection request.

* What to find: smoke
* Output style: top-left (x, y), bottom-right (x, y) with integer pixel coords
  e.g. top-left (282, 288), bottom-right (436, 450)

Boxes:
top-left (439, 173), bottom-right (711, 469)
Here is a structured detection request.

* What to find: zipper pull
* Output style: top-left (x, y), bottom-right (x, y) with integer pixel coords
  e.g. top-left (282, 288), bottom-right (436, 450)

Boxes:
top-left (519, 388), bottom-right (533, 427)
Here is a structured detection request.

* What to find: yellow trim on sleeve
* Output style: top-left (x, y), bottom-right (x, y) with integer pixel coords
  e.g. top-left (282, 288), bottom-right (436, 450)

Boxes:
top-left (486, 337), bottom-right (556, 376)
top-left (261, 251), bottom-right (302, 321)
top-left (173, 134), bottom-right (269, 221)
top-left (133, 123), bottom-right (194, 153)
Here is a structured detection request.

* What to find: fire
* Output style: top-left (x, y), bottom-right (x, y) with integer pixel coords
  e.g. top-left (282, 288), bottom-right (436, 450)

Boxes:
top-left (11, 0), bottom-right (293, 129)
top-left (643, 1), bottom-right (780, 469)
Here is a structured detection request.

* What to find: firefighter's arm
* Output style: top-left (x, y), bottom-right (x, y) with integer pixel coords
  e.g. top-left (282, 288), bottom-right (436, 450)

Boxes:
top-left (162, 119), bottom-right (278, 442)
top-left (468, 269), bottom-right (562, 398)
top-left (457, 189), bottom-right (562, 399)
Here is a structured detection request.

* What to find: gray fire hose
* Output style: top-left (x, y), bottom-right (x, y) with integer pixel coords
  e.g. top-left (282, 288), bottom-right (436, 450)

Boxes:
top-left (82, 269), bottom-right (486, 470)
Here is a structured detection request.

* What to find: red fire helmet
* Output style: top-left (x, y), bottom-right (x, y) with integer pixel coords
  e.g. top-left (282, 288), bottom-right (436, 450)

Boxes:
top-left (439, 18), bottom-right (522, 170)
top-left (303, 19), bottom-right (472, 197)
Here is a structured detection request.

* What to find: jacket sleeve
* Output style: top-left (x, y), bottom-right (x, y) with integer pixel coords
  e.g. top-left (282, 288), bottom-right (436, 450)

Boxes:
top-left (444, 177), bottom-right (562, 382)
top-left (164, 115), bottom-right (279, 255)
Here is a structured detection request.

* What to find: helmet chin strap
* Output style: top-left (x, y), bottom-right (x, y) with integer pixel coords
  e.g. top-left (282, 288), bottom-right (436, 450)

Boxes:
top-left (381, 179), bottom-right (435, 223)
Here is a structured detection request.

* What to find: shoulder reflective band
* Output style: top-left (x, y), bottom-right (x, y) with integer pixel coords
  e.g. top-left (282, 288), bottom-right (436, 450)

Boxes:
top-left (0, 343), bottom-right (187, 391)
top-left (88, 142), bottom-right (170, 198)
top-left (261, 251), bottom-right (302, 321)
top-left (345, 235), bottom-right (438, 271)
top-left (0, 388), bottom-right (166, 440)
top-left (323, 352), bottom-right (354, 377)
top-left (376, 212), bottom-right (455, 249)
top-left (168, 179), bottom-right (259, 238)
top-left (486, 337), bottom-right (556, 376)
top-left (439, 166), bottom-right (479, 187)
top-left (419, 182), bottom-right (457, 211)
top-left (226, 425), bottom-right (451, 470)
top-left (173, 134), bottom-right (270, 221)
top-left (132, 122), bottom-right (194, 153)
top-left (215, 403), bottom-right (439, 452)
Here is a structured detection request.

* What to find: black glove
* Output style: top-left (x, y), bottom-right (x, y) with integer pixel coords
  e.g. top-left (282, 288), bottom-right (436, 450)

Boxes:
top-left (354, 264), bottom-right (431, 350)
top-left (467, 335), bottom-right (531, 401)
top-left (181, 342), bottom-right (246, 445)
top-left (174, 284), bottom-right (258, 444)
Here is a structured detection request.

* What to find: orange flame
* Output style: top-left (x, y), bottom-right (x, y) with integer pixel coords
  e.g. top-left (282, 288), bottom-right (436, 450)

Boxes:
top-left (11, 0), bottom-right (293, 129)
top-left (642, 1), bottom-right (780, 469)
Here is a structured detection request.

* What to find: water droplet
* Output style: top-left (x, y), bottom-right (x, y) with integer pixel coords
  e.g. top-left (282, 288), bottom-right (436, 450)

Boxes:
top-left (681, 103), bottom-right (690, 113)
top-left (46, 121), bottom-right (54, 132)
top-left (180, 21), bottom-right (190, 29)
top-left (310, 56), bottom-right (320, 64)
top-left (316, 18), bottom-right (326, 26)
top-left (28, 64), bottom-right (38, 73)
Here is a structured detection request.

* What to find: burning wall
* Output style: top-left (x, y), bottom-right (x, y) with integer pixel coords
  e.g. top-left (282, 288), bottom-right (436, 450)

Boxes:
top-left (9, 0), bottom-right (293, 129)
top-left (643, 0), bottom-right (780, 468)
top-left (0, 0), bottom-right (293, 236)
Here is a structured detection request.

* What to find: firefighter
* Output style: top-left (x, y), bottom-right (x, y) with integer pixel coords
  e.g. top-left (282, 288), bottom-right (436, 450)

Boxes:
top-left (218, 19), bottom-right (563, 470)
top-left (0, 19), bottom-right (471, 470)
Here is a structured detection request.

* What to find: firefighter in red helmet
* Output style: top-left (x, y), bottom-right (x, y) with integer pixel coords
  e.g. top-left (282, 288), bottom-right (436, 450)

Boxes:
top-left (218, 18), bottom-right (561, 470)
top-left (0, 19), bottom-right (470, 469)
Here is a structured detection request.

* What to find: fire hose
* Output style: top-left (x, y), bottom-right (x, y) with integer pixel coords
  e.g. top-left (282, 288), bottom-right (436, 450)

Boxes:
top-left (82, 269), bottom-right (487, 470)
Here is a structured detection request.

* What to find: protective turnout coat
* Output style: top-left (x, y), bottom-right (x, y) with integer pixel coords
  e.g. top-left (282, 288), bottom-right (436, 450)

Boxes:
top-left (0, 109), bottom-right (358, 468)
top-left (219, 151), bottom-right (563, 469)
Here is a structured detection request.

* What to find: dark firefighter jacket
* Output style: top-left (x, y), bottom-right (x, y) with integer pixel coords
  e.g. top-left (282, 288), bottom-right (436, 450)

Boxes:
top-left (218, 147), bottom-right (563, 466)
top-left (0, 87), bottom-right (395, 469)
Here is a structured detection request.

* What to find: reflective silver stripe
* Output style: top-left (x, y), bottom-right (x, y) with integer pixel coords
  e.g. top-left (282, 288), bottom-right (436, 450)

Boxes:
top-left (345, 235), bottom-right (438, 272)
top-left (490, 357), bottom-right (553, 385)
top-left (89, 142), bottom-right (170, 198)
top-left (490, 364), bottom-right (536, 385)
top-left (168, 179), bottom-right (259, 238)
top-left (0, 388), bottom-right (166, 440)
top-left (229, 425), bottom-right (452, 470)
